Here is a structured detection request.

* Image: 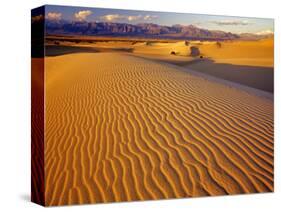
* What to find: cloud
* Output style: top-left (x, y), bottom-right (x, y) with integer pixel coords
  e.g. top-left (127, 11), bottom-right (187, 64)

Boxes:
top-left (32, 14), bottom-right (44, 23)
top-left (100, 14), bottom-right (120, 21)
top-left (143, 15), bottom-right (158, 21)
top-left (127, 15), bottom-right (142, 21)
top-left (100, 14), bottom-right (140, 22)
top-left (256, 30), bottom-right (274, 35)
top-left (212, 20), bottom-right (251, 26)
top-left (46, 12), bottom-right (62, 21)
top-left (74, 10), bottom-right (92, 21)
top-left (100, 14), bottom-right (157, 22)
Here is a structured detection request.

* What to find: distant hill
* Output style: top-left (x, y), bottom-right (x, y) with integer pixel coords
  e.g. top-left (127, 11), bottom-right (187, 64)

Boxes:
top-left (238, 32), bottom-right (274, 40)
top-left (44, 19), bottom-right (272, 41)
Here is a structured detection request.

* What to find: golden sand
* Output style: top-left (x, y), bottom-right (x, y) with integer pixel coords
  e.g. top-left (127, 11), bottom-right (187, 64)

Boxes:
top-left (44, 52), bottom-right (273, 206)
top-left (199, 39), bottom-right (274, 67)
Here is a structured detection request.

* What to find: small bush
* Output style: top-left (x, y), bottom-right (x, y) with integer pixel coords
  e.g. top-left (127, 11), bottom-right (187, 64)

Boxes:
top-left (190, 46), bottom-right (200, 57)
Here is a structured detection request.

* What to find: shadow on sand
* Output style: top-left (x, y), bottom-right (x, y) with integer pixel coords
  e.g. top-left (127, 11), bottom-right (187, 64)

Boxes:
top-left (45, 45), bottom-right (133, 57)
top-left (183, 58), bottom-right (273, 93)
top-left (130, 55), bottom-right (273, 93)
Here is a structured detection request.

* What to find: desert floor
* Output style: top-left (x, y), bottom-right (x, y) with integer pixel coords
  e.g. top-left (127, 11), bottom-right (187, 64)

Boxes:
top-left (44, 39), bottom-right (274, 206)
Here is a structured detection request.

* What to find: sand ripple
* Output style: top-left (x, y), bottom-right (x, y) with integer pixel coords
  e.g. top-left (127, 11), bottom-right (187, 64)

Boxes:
top-left (45, 53), bottom-right (273, 206)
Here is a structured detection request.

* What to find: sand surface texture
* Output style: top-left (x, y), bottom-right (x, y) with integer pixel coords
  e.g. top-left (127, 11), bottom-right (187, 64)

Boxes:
top-left (46, 38), bottom-right (274, 92)
top-left (45, 52), bottom-right (273, 206)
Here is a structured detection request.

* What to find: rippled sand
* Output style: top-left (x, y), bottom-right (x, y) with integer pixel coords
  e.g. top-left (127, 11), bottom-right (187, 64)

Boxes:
top-left (44, 52), bottom-right (273, 206)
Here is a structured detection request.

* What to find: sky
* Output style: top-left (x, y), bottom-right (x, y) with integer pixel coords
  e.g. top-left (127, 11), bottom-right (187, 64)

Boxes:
top-left (45, 5), bottom-right (274, 34)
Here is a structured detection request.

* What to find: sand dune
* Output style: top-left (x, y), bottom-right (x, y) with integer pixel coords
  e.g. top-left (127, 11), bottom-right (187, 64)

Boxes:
top-left (47, 38), bottom-right (274, 67)
top-left (182, 59), bottom-right (274, 93)
top-left (133, 41), bottom-right (189, 56)
top-left (31, 58), bottom-right (45, 205)
top-left (45, 52), bottom-right (273, 206)
top-left (199, 38), bottom-right (274, 67)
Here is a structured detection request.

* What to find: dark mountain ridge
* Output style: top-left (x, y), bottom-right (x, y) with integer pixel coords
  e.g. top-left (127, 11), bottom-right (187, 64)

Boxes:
top-left (44, 19), bottom-right (272, 41)
top-left (45, 19), bottom-right (240, 40)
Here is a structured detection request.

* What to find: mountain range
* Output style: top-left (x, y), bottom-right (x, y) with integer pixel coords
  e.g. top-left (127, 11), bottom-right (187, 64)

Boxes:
top-left (45, 19), bottom-right (272, 41)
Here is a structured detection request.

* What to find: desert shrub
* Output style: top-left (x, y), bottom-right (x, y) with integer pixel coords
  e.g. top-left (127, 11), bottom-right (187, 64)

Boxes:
top-left (216, 41), bottom-right (222, 48)
top-left (146, 41), bottom-right (155, 46)
top-left (190, 46), bottom-right (200, 57)
top-left (185, 41), bottom-right (189, 46)
top-left (170, 51), bottom-right (176, 55)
